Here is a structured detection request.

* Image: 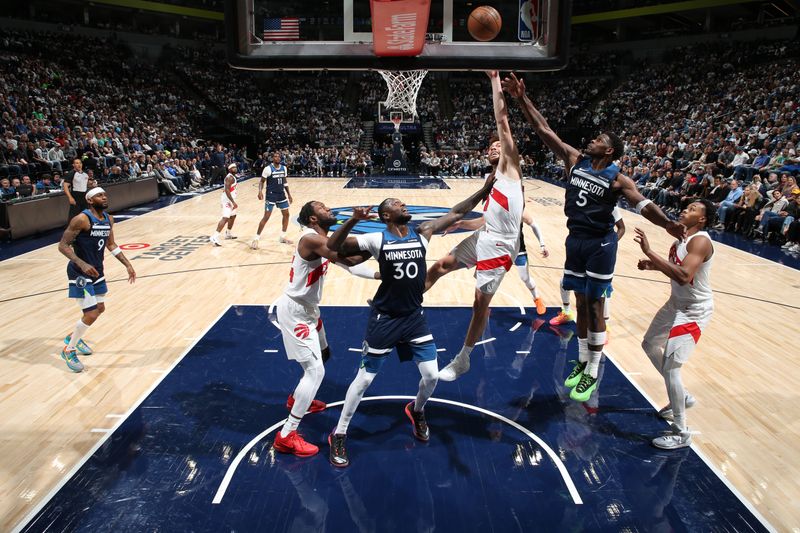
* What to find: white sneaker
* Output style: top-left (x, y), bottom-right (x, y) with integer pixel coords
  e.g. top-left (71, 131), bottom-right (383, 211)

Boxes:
top-left (225, 233), bottom-right (238, 240)
top-left (781, 242), bottom-right (794, 249)
top-left (210, 235), bottom-right (221, 247)
top-left (657, 393), bottom-right (696, 421)
top-left (652, 425), bottom-right (692, 450)
top-left (789, 244), bottom-right (800, 252)
top-left (279, 236), bottom-right (294, 245)
top-left (250, 236), bottom-right (260, 249)
top-left (439, 355), bottom-right (470, 382)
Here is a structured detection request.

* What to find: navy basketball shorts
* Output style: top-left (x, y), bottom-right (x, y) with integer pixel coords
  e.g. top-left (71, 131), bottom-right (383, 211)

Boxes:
top-left (266, 195), bottom-right (290, 212)
top-left (360, 307), bottom-right (438, 374)
top-left (562, 232), bottom-right (618, 299)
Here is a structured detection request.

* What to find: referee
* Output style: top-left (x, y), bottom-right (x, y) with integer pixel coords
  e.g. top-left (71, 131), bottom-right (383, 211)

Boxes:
top-left (63, 158), bottom-right (90, 221)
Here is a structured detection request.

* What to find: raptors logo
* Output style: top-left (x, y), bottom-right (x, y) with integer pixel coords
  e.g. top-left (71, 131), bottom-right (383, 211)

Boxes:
top-left (294, 323), bottom-right (310, 339)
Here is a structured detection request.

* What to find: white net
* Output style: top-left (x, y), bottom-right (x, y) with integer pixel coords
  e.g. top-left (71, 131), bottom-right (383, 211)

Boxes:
top-left (378, 70), bottom-right (428, 118)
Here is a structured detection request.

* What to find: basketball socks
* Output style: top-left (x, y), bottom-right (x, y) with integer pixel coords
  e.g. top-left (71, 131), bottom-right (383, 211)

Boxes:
top-left (212, 231), bottom-right (220, 239)
top-left (280, 359), bottom-right (325, 438)
top-left (560, 286), bottom-right (571, 313)
top-left (577, 337), bottom-right (589, 363)
top-left (414, 360), bottom-right (439, 411)
top-left (280, 231), bottom-right (287, 241)
top-left (585, 350), bottom-right (603, 379)
top-left (67, 320), bottom-right (90, 350)
top-left (336, 368), bottom-right (377, 435)
top-left (603, 298), bottom-right (611, 321)
top-left (516, 265), bottom-right (539, 299)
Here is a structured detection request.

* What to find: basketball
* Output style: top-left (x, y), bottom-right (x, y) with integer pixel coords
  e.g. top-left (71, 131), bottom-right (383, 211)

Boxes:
top-left (468, 6), bottom-right (502, 42)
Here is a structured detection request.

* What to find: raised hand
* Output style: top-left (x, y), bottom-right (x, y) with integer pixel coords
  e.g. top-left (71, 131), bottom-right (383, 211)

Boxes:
top-left (486, 70), bottom-right (499, 79)
top-left (633, 227), bottom-right (651, 255)
top-left (665, 220), bottom-right (686, 240)
top-left (501, 72), bottom-right (526, 99)
top-left (352, 206), bottom-right (375, 220)
top-left (637, 259), bottom-right (655, 270)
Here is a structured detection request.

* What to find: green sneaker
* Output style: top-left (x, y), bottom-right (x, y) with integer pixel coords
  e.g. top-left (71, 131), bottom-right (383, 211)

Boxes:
top-left (64, 335), bottom-right (92, 355)
top-left (61, 348), bottom-right (84, 373)
top-left (570, 373), bottom-right (598, 402)
top-left (564, 361), bottom-right (586, 388)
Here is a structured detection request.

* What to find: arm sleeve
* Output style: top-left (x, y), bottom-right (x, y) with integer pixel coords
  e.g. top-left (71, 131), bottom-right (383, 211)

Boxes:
top-left (336, 262), bottom-right (378, 280)
top-left (355, 232), bottom-right (383, 257)
top-left (612, 206), bottom-right (623, 222)
top-left (528, 220), bottom-right (545, 246)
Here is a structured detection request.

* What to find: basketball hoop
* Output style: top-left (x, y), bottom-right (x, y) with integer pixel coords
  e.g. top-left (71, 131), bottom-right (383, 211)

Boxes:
top-left (378, 70), bottom-right (428, 118)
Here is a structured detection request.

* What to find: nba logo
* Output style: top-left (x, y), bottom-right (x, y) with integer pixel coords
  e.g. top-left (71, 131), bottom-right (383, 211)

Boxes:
top-left (518, 0), bottom-right (539, 42)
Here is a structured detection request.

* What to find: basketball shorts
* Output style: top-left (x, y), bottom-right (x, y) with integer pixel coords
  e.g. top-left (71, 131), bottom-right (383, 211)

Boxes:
top-left (514, 251), bottom-right (528, 267)
top-left (643, 298), bottom-right (713, 364)
top-left (360, 307), bottom-right (437, 374)
top-left (452, 230), bottom-right (519, 295)
top-left (221, 199), bottom-right (237, 218)
top-left (276, 295), bottom-right (328, 363)
top-left (266, 196), bottom-right (290, 212)
top-left (562, 232), bottom-right (618, 299)
top-left (68, 271), bottom-right (108, 311)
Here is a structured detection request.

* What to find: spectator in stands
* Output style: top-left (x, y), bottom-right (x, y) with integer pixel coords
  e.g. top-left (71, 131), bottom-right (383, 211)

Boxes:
top-left (16, 175), bottom-right (35, 198)
top-left (1, 178), bottom-right (16, 200)
top-left (714, 179), bottom-right (744, 229)
top-left (754, 189), bottom-right (789, 239)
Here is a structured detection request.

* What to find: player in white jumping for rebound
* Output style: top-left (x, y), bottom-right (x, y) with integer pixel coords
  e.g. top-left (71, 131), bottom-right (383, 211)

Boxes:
top-left (438, 70), bottom-right (525, 382)
top-left (272, 201), bottom-right (379, 457)
top-left (634, 199), bottom-right (716, 450)
top-left (210, 163), bottom-right (239, 246)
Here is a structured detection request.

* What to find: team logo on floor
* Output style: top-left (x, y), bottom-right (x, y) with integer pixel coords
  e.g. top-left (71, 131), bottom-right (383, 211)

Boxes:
top-left (329, 205), bottom-right (482, 235)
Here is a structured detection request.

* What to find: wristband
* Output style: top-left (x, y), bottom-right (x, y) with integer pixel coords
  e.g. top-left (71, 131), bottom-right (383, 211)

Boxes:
top-left (635, 199), bottom-right (652, 213)
top-left (111, 247), bottom-right (122, 257)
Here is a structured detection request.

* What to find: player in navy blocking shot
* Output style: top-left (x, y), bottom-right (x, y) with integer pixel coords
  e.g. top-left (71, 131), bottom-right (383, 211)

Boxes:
top-left (502, 72), bottom-right (684, 403)
top-left (325, 178), bottom-right (496, 468)
top-left (251, 151), bottom-right (294, 248)
top-left (57, 187), bottom-right (136, 372)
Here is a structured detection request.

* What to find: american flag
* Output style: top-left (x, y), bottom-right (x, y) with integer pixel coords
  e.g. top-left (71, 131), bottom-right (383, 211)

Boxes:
top-left (263, 17), bottom-right (300, 41)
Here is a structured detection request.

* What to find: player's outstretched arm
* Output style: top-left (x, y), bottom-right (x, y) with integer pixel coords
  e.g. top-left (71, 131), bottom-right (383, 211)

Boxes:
top-left (487, 71), bottom-right (520, 177)
top-left (616, 174), bottom-right (685, 240)
top-left (58, 214), bottom-right (98, 278)
top-left (502, 73), bottom-right (580, 169)
top-left (418, 177), bottom-right (496, 241)
top-left (106, 216), bottom-right (136, 283)
top-left (635, 228), bottom-right (711, 285)
top-left (327, 206), bottom-right (375, 256)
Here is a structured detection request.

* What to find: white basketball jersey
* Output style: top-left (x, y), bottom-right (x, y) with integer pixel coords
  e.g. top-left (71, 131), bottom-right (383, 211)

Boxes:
top-left (483, 169), bottom-right (524, 236)
top-left (221, 173), bottom-right (237, 203)
top-left (285, 228), bottom-right (329, 306)
top-left (668, 231), bottom-right (713, 303)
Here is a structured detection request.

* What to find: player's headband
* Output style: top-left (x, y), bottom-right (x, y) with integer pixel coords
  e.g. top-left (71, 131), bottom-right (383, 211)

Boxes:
top-left (86, 187), bottom-right (106, 200)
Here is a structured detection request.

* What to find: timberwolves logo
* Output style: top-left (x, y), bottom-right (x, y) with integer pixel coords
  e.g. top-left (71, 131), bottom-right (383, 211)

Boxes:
top-left (329, 206), bottom-right (482, 235)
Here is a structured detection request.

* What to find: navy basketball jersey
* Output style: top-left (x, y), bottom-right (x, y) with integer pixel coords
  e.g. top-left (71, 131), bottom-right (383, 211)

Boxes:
top-left (69, 209), bottom-right (111, 278)
top-left (263, 163), bottom-right (288, 200)
top-left (565, 156), bottom-right (621, 237)
top-left (372, 227), bottom-right (428, 316)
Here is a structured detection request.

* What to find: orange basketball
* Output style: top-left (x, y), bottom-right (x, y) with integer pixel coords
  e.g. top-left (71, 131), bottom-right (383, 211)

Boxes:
top-left (468, 6), bottom-right (502, 42)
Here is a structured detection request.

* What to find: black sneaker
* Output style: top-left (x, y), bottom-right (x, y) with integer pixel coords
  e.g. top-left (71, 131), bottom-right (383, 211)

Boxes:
top-left (328, 431), bottom-right (349, 468)
top-left (404, 401), bottom-right (430, 442)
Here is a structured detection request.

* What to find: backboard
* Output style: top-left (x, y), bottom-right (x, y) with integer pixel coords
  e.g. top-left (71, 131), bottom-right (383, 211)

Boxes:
top-left (225, 0), bottom-right (570, 71)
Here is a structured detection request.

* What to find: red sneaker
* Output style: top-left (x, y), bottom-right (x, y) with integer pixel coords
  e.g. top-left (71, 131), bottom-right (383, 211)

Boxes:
top-left (273, 431), bottom-right (319, 457)
top-left (286, 394), bottom-right (326, 414)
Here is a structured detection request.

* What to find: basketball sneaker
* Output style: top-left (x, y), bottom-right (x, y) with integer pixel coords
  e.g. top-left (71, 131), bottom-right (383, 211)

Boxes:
top-left (286, 394), bottom-right (326, 414)
top-left (209, 235), bottom-right (221, 247)
top-left (657, 394), bottom-right (697, 421)
top-left (329, 432), bottom-right (349, 467)
top-left (438, 355), bottom-right (470, 382)
top-left (224, 231), bottom-right (238, 240)
top-left (61, 348), bottom-right (84, 373)
top-left (404, 401), bottom-right (430, 442)
top-left (249, 235), bottom-right (260, 249)
top-left (534, 297), bottom-right (546, 316)
top-left (570, 373), bottom-right (598, 402)
top-left (279, 236), bottom-right (294, 245)
top-left (652, 425), bottom-right (692, 450)
top-left (64, 335), bottom-right (92, 355)
top-left (273, 431), bottom-right (319, 457)
top-left (549, 309), bottom-right (575, 326)
top-left (564, 360), bottom-right (586, 388)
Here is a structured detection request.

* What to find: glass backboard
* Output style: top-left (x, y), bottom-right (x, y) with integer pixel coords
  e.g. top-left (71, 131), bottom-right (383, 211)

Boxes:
top-left (225, 0), bottom-right (570, 71)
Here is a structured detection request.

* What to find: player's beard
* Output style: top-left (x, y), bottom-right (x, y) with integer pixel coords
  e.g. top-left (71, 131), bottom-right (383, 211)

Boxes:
top-left (398, 214), bottom-right (412, 224)
top-left (319, 216), bottom-right (338, 230)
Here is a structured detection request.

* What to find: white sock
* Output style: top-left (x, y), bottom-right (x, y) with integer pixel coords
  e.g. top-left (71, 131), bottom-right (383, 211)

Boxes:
top-left (252, 234), bottom-right (260, 240)
top-left (415, 360), bottom-right (439, 411)
top-left (335, 368), bottom-right (376, 435)
top-left (67, 320), bottom-right (90, 350)
top-left (212, 231), bottom-right (220, 238)
top-left (578, 337), bottom-right (589, 363)
top-left (457, 344), bottom-right (474, 361)
top-left (560, 285), bottom-right (571, 312)
top-left (585, 349), bottom-right (603, 378)
top-left (280, 359), bottom-right (325, 438)
top-left (280, 231), bottom-right (287, 240)
top-left (603, 298), bottom-right (611, 321)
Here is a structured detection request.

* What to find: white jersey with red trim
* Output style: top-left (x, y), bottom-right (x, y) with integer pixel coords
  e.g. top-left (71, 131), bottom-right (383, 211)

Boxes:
top-left (220, 173), bottom-right (237, 204)
top-left (483, 169), bottom-right (524, 236)
top-left (668, 231), bottom-right (713, 304)
top-left (285, 228), bottom-right (330, 306)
